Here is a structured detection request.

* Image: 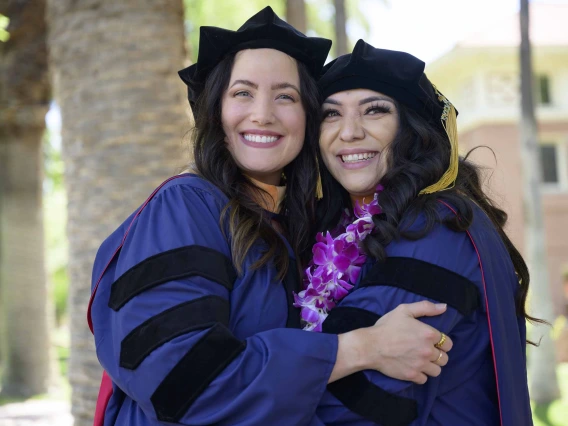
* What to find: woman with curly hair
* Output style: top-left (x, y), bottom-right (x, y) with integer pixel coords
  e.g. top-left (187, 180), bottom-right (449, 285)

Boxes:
top-left (297, 40), bottom-right (534, 426)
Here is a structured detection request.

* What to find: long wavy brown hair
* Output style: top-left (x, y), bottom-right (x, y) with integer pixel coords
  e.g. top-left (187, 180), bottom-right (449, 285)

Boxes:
top-left (190, 52), bottom-right (322, 281)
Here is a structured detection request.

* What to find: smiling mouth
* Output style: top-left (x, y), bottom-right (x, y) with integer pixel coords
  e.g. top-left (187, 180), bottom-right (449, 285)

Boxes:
top-left (242, 133), bottom-right (281, 143)
top-left (340, 152), bottom-right (378, 163)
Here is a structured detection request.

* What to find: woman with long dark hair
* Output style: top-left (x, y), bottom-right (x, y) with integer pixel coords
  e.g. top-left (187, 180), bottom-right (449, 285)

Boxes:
top-left (296, 40), bottom-right (534, 425)
top-left (88, 10), bottom-right (453, 426)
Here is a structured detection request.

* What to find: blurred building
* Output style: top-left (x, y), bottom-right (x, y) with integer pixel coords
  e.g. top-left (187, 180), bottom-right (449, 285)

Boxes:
top-left (427, 3), bottom-right (568, 316)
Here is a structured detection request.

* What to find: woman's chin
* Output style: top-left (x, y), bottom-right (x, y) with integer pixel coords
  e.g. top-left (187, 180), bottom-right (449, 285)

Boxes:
top-left (339, 180), bottom-right (380, 198)
top-left (330, 167), bottom-right (383, 195)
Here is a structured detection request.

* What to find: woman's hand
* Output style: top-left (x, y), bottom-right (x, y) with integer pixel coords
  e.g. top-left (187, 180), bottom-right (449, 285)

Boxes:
top-left (361, 301), bottom-right (452, 384)
top-left (329, 301), bottom-right (452, 384)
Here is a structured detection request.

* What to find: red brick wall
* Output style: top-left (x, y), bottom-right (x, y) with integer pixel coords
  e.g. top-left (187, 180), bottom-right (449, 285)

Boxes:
top-left (461, 122), bottom-right (568, 316)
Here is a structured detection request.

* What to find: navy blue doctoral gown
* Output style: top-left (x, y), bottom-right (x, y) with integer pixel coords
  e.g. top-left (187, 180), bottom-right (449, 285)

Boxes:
top-left (316, 200), bottom-right (532, 426)
top-left (89, 174), bottom-right (338, 425)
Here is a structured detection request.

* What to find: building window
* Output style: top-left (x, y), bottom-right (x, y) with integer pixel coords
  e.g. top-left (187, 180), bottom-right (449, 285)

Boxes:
top-left (485, 73), bottom-right (518, 106)
top-left (536, 75), bottom-right (551, 105)
top-left (541, 144), bottom-right (559, 184)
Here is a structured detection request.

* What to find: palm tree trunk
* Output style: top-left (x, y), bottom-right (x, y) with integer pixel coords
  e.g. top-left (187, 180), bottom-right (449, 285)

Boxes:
top-left (519, 0), bottom-right (560, 404)
top-left (0, 0), bottom-right (55, 398)
top-left (46, 1), bottom-right (189, 424)
top-left (334, 0), bottom-right (348, 56)
top-left (286, 0), bottom-right (307, 34)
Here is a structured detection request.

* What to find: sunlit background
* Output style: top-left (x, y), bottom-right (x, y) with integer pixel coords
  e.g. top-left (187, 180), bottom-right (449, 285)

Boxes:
top-left (1, 1), bottom-right (567, 425)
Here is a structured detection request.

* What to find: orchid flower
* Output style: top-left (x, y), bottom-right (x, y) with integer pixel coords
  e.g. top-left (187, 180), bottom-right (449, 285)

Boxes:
top-left (293, 185), bottom-right (384, 332)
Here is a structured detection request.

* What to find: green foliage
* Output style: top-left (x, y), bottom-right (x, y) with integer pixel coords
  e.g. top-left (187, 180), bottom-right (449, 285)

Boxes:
top-left (306, 0), bottom-right (370, 59)
top-left (43, 127), bottom-right (69, 326)
top-left (532, 363), bottom-right (568, 426)
top-left (0, 394), bottom-right (26, 406)
top-left (43, 129), bottom-right (64, 192)
top-left (346, 0), bottom-right (371, 42)
top-left (52, 266), bottom-right (69, 327)
top-left (182, 0), bottom-right (370, 62)
top-left (306, 0), bottom-right (335, 43)
top-left (53, 325), bottom-right (71, 394)
top-left (553, 316), bottom-right (567, 340)
top-left (183, 0), bottom-right (285, 61)
top-left (44, 187), bottom-right (69, 327)
top-left (0, 14), bottom-right (9, 42)
top-left (57, 344), bottom-right (69, 378)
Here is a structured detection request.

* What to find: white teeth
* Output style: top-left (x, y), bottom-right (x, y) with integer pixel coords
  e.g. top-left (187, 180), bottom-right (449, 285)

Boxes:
top-left (341, 152), bottom-right (377, 163)
top-left (243, 134), bottom-right (279, 143)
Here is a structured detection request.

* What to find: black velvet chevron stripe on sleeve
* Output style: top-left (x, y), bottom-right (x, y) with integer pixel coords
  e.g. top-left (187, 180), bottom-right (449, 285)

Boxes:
top-left (109, 245), bottom-right (237, 311)
top-left (322, 307), bottom-right (417, 426)
top-left (322, 306), bottom-right (380, 334)
top-left (327, 373), bottom-right (418, 426)
top-left (120, 295), bottom-right (230, 370)
top-left (151, 323), bottom-right (246, 423)
top-left (360, 256), bottom-right (480, 316)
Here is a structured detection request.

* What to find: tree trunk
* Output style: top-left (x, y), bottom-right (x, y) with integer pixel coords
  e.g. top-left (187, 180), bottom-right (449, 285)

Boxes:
top-left (46, 0), bottom-right (189, 424)
top-left (334, 0), bottom-right (348, 56)
top-left (0, 0), bottom-right (55, 398)
top-left (286, 0), bottom-right (306, 34)
top-left (519, 0), bottom-right (560, 404)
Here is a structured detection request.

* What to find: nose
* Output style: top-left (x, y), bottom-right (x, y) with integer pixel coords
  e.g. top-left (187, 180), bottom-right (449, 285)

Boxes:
top-left (339, 116), bottom-right (365, 142)
top-left (250, 94), bottom-right (275, 126)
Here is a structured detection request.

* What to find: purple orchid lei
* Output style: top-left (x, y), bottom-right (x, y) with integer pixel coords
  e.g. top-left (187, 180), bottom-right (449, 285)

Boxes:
top-left (293, 185), bottom-right (384, 331)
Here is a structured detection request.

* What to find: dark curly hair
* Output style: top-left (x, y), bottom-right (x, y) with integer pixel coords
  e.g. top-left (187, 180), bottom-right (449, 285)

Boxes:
top-left (316, 101), bottom-right (543, 336)
top-left (190, 52), bottom-right (321, 280)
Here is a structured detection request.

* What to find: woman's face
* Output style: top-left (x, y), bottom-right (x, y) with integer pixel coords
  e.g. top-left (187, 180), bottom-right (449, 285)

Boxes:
top-left (319, 89), bottom-right (399, 197)
top-left (222, 49), bottom-right (306, 185)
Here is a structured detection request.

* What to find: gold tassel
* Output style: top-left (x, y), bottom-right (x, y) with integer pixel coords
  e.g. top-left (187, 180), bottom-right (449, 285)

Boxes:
top-left (316, 160), bottom-right (324, 200)
top-left (419, 87), bottom-right (459, 195)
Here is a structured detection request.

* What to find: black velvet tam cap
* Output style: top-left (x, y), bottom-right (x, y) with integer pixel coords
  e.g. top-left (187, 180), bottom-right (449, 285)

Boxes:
top-left (178, 6), bottom-right (332, 113)
top-left (318, 39), bottom-right (450, 125)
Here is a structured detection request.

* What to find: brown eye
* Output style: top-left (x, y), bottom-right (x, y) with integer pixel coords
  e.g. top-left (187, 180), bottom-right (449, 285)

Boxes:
top-left (366, 104), bottom-right (391, 115)
top-left (323, 109), bottom-right (340, 118)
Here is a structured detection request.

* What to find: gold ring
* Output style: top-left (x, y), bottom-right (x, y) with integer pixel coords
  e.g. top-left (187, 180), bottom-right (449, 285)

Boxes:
top-left (434, 332), bottom-right (447, 349)
top-left (436, 349), bottom-right (443, 363)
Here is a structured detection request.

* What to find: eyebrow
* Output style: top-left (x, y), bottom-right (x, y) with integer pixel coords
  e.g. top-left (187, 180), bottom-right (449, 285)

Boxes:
top-left (272, 82), bottom-right (301, 94)
top-left (230, 79), bottom-right (257, 89)
top-left (230, 80), bottom-right (300, 94)
top-left (323, 95), bottom-right (395, 106)
top-left (323, 98), bottom-right (341, 105)
top-left (358, 95), bottom-right (394, 105)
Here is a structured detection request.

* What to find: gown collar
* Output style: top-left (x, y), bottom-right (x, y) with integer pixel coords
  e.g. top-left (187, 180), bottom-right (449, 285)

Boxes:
top-left (246, 176), bottom-right (286, 214)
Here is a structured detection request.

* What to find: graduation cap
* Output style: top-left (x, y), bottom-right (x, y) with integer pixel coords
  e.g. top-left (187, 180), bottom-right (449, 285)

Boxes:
top-left (319, 39), bottom-right (459, 195)
top-left (178, 6), bottom-right (332, 114)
